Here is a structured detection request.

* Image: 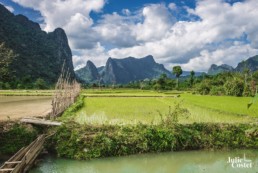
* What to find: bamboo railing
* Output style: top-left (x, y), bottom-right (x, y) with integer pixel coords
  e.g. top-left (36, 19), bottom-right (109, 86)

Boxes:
top-left (50, 64), bottom-right (81, 119)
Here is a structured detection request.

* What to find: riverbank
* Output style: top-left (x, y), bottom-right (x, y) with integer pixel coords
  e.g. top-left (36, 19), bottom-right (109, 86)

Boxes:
top-left (0, 122), bottom-right (39, 155)
top-left (1, 120), bottom-right (257, 163)
top-left (46, 122), bottom-right (258, 160)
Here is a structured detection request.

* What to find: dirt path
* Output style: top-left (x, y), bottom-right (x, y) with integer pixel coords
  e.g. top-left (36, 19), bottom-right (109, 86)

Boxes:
top-left (0, 96), bottom-right (52, 121)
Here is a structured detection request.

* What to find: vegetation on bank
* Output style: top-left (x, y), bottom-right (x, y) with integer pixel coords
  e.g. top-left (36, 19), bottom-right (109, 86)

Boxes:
top-left (61, 95), bottom-right (85, 120)
top-left (48, 122), bottom-right (258, 160)
top-left (0, 123), bottom-right (38, 154)
top-left (1, 120), bottom-right (257, 160)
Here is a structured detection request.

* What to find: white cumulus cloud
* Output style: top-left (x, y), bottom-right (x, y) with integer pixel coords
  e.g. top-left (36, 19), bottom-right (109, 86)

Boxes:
top-left (181, 43), bottom-right (258, 71)
top-left (12, 0), bottom-right (258, 72)
top-left (106, 0), bottom-right (258, 71)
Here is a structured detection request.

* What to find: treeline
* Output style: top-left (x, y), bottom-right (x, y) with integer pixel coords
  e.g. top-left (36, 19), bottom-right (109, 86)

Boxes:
top-left (195, 71), bottom-right (258, 97)
top-left (83, 69), bottom-right (258, 97)
top-left (0, 76), bottom-right (50, 89)
top-left (0, 43), bottom-right (51, 89)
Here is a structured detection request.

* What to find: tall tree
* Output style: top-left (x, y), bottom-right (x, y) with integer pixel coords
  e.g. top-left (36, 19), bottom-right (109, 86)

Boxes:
top-left (157, 73), bottom-right (167, 90)
top-left (172, 66), bottom-right (183, 88)
top-left (190, 70), bottom-right (195, 87)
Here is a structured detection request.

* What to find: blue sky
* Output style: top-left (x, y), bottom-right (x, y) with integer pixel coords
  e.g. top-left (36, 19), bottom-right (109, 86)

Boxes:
top-left (1, 0), bottom-right (197, 22)
top-left (1, 0), bottom-right (258, 72)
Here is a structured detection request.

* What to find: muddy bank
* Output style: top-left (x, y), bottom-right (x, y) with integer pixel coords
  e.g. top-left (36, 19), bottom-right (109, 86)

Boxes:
top-left (0, 96), bottom-right (52, 121)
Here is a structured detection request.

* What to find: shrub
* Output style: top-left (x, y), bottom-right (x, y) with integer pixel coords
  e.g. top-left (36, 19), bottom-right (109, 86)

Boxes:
top-left (196, 82), bottom-right (210, 95)
top-left (0, 123), bottom-right (38, 154)
top-left (224, 79), bottom-right (244, 96)
top-left (210, 86), bottom-right (225, 96)
top-left (49, 122), bottom-right (258, 160)
top-left (34, 78), bottom-right (48, 89)
top-left (243, 84), bottom-right (252, 97)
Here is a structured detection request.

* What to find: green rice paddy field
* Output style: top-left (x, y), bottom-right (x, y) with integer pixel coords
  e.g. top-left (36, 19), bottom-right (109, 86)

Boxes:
top-left (72, 89), bottom-right (258, 124)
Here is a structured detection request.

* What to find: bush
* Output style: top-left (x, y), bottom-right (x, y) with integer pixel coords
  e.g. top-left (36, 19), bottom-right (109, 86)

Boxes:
top-left (0, 123), bottom-right (38, 154)
top-left (196, 82), bottom-right (210, 95)
top-left (210, 86), bottom-right (225, 96)
top-left (224, 79), bottom-right (244, 96)
top-left (49, 122), bottom-right (258, 160)
top-left (243, 84), bottom-right (252, 97)
top-left (34, 78), bottom-right (48, 89)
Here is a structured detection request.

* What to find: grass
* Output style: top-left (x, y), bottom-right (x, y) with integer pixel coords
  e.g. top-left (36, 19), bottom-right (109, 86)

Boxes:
top-left (73, 89), bottom-right (258, 125)
top-left (0, 90), bottom-right (54, 96)
top-left (181, 93), bottom-right (258, 117)
top-left (82, 89), bottom-right (182, 97)
top-left (75, 97), bottom-right (172, 124)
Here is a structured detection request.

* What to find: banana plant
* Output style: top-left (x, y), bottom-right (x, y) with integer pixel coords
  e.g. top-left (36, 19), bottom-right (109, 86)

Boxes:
top-left (247, 93), bottom-right (258, 109)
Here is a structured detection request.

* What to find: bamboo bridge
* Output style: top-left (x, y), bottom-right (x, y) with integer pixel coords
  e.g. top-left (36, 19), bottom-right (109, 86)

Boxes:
top-left (0, 135), bottom-right (46, 173)
top-left (0, 65), bottom-right (81, 172)
top-left (0, 117), bottom-right (62, 173)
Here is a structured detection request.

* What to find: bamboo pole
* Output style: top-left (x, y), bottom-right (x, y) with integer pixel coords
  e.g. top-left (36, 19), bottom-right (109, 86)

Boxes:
top-left (50, 62), bottom-right (81, 119)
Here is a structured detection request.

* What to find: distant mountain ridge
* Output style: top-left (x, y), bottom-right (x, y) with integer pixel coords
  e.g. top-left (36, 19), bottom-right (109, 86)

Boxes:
top-left (78, 54), bottom-right (258, 84)
top-left (76, 55), bottom-right (174, 84)
top-left (181, 71), bottom-right (204, 77)
top-left (208, 64), bottom-right (234, 75)
top-left (235, 55), bottom-right (258, 72)
top-left (76, 61), bottom-right (99, 83)
top-left (208, 55), bottom-right (258, 75)
top-left (0, 4), bottom-right (75, 86)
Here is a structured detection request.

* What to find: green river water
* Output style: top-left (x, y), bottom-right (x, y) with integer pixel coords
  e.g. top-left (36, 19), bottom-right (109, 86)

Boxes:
top-left (29, 150), bottom-right (258, 173)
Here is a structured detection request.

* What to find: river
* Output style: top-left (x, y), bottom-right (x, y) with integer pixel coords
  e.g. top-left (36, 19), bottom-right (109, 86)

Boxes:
top-left (30, 150), bottom-right (258, 173)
